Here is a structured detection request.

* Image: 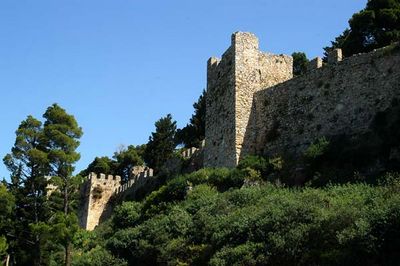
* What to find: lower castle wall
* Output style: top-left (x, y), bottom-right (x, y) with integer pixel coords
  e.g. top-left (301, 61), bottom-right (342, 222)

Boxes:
top-left (243, 44), bottom-right (400, 159)
top-left (204, 47), bottom-right (237, 168)
top-left (79, 173), bottom-right (121, 231)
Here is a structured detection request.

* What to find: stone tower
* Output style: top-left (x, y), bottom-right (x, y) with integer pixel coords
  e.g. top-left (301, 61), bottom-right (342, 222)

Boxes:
top-left (79, 173), bottom-right (121, 230)
top-left (204, 32), bottom-right (293, 168)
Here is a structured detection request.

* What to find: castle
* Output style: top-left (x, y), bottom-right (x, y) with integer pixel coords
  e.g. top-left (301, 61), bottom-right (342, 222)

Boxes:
top-left (79, 167), bottom-right (154, 230)
top-left (79, 32), bottom-right (400, 230)
top-left (204, 32), bottom-right (400, 168)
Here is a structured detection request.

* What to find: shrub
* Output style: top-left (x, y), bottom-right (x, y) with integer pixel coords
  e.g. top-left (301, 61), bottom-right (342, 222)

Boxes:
top-left (112, 201), bottom-right (142, 229)
top-left (92, 185), bottom-right (103, 200)
top-left (304, 137), bottom-right (330, 159)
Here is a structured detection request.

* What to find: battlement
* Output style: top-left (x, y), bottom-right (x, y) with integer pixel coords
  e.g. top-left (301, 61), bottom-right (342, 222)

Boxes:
top-left (327, 48), bottom-right (343, 64)
top-left (88, 172), bottom-right (121, 183)
top-left (115, 167), bottom-right (154, 195)
top-left (181, 147), bottom-right (198, 159)
top-left (307, 57), bottom-right (323, 71)
top-left (205, 32), bottom-right (293, 168)
top-left (205, 32), bottom-right (400, 168)
top-left (307, 49), bottom-right (343, 72)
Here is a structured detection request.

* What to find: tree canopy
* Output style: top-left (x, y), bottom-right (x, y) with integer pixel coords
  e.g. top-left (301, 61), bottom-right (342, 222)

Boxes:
top-left (291, 52), bottom-right (309, 76)
top-left (325, 0), bottom-right (400, 57)
top-left (144, 114), bottom-right (177, 172)
top-left (176, 90), bottom-right (206, 148)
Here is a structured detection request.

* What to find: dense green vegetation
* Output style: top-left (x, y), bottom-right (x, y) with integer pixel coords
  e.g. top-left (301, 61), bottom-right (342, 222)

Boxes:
top-left (80, 145), bottom-right (145, 181)
top-left (291, 52), bottom-right (309, 76)
top-left (2, 104), bottom-right (83, 266)
top-left (144, 114), bottom-right (178, 173)
top-left (72, 168), bottom-right (400, 266)
top-left (1, 1), bottom-right (400, 265)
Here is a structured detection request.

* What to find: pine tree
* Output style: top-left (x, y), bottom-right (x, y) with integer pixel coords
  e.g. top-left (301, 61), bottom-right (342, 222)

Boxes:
top-left (292, 52), bottom-right (309, 76)
top-left (325, 0), bottom-right (400, 57)
top-left (3, 115), bottom-right (49, 265)
top-left (113, 145), bottom-right (144, 181)
top-left (176, 90), bottom-right (206, 148)
top-left (43, 104), bottom-right (83, 266)
top-left (144, 114), bottom-right (177, 172)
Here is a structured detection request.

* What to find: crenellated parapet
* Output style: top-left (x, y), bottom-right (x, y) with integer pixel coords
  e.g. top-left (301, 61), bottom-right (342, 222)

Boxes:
top-left (205, 32), bottom-right (400, 168)
top-left (115, 167), bottom-right (154, 195)
top-left (88, 172), bottom-right (122, 184)
top-left (205, 32), bottom-right (293, 168)
top-left (307, 49), bottom-right (343, 72)
top-left (80, 167), bottom-right (154, 230)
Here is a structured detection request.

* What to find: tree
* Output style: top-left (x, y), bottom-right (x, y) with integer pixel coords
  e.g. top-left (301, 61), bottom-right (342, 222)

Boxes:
top-left (3, 115), bottom-right (49, 266)
top-left (0, 184), bottom-right (15, 264)
top-left (291, 52), bottom-right (309, 76)
top-left (325, 0), bottom-right (400, 57)
top-left (176, 90), bottom-right (206, 148)
top-left (80, 145), bottom-right (145, 181)
top-left (113, 145), bottom-right (144, 181)
top-left (144, 114), bottom-right (177, 172)
top-left (43, 104), bottom-right (83, 266)
top-left (79, 156), bottom-right (116, 177)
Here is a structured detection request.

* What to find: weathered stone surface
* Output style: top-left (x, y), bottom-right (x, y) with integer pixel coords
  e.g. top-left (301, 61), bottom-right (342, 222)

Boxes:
top-left (79, 173), bottom-right (121, 230)
top-left (79, 166), bottom-right (154, 230)
top-left (327, 48), bottom-right (343, 64)
top-left (249, 44), bottom-right (400, 158)
top-left (205, 32), bottom-right (400, 168)
top-left (205, 32), bottom-right (293, 168)
top-left (307, 57), bottom-right (323, 71)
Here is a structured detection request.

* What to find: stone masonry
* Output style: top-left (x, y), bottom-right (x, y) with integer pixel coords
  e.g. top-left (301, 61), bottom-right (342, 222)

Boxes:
top-left (205, 32), bottom-right (400, 168)
top-left (205, 32), bottom-right (293, 167)
top-left (80, 173), bottom-right (121, 231)
top-left (79, 144), bottom-right (203, 230)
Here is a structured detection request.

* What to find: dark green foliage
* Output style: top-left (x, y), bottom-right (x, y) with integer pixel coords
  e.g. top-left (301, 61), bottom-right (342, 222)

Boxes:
top-left (304, 137), bottom-right (330, 159)
top-left (325, 0), bottom-right (400, 57)
top-left (292, 52), bottom-right (309, 76)
top-left (0, 184), bottom-right (14, 260)
top-left (2, 115), bottom-right (49, 265)
top-left (101, 171), bottom-right (400, 266)
top-left (113, 145), bottom-right (144, 181)
top-left (144, 114), bottom-right (177, 172)
top-left (301, 100), bottom-right (400, 186)
top-left (71, 245), bottom-right (127, 266)
top-left (176, 90), bottom-right (206, 148)
top-left (80, 156), bottom-right (115, 177)
top-left (42, 104), bottom-right (83, 266)
top-left (80, 145), bottom-right (145, 181)
top-left (112, 202), bottom-right (142, 229)
top-left (43, 104), bottom-right (82, 180)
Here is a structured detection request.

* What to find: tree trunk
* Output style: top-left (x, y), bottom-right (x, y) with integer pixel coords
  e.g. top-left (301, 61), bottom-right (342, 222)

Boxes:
top-left (63, 181), bottom-right (71, 266)
top-left (65, 242), bottom-right (71, 266)
top-left (64, 183), bottom-right (68, 215)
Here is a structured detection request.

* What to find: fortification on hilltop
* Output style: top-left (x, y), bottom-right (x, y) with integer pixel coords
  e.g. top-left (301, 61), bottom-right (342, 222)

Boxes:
top-left (205, 32), bottom-right (293, 168)
top-left (79, 173), bottom-right (121, 230)
top-left (205, 32), bottom-right (400, 168)
top-left (79, 167), bottom-right (154, 230)
top-left (78, 32), bottom-right (400, 230)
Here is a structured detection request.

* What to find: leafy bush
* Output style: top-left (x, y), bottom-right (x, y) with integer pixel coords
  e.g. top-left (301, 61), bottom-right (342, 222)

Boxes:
top-left (72, 245), bottom-right (127, 266)
top-left (112, 201), bottom-right (142, 229)
top-left (304, 137), bottom-right (330, 159)
top-left (102, 174), bottom-right (400, 265)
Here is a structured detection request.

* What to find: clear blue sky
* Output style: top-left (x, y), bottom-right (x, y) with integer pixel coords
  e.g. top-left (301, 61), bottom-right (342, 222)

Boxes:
top-left (0, 0), bottom-right (367, 179)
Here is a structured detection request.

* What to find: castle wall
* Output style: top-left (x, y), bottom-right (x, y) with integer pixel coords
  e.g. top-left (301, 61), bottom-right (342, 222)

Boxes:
top-left (204, 45), bottom-right (236, 167)
top-left (80, 173), bottom-right (121, 230)
top-left (205, 32), bottom-right (292, 168)
top-left (246, 44), bottom-right (400, 158)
